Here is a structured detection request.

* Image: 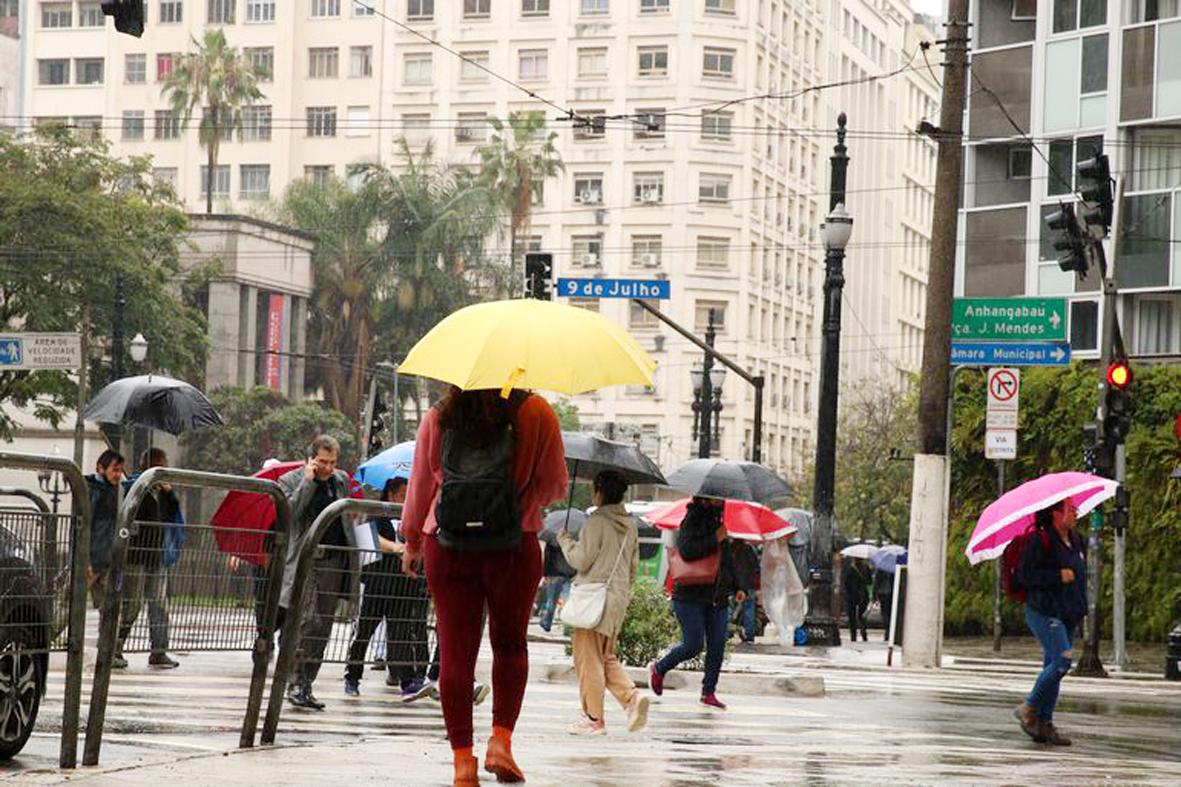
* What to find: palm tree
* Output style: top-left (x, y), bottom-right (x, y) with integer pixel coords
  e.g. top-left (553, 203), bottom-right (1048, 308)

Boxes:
top-left (475, 111), bottom-right (563, 282)
top-left (162, 29), bottom-right (265, 215)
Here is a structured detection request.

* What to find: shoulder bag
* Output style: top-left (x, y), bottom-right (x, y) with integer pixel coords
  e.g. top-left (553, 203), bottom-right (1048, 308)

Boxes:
top-left (667, 545), bottom-right (721, 586)
top-left (560, 536), bottom-right (630, 630)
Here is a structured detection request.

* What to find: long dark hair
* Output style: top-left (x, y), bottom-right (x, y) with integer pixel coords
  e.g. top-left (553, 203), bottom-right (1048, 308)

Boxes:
top-left (437, 386), bottom-right (527, 447)
top-left (1034, 498), bottom-right (1066, 531)
top-left (677, 496), bottom-right (723, 554)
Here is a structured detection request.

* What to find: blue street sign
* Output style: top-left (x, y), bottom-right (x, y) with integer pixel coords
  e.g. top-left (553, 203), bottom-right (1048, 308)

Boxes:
top-left (951, 341), bottom-right (1071, 367)
top-left (557, 278), bottom-right (670, 300)
top-left (0, 338), bottom-right (23, 366)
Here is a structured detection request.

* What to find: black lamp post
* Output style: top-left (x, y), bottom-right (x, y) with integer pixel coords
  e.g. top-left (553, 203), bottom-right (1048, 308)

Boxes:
top-left (805, 114), bottom-right (853, 646)
top-left (690, 309), bottom-right (725, 459)
top-left (37, 445), bottom-right (66, 580)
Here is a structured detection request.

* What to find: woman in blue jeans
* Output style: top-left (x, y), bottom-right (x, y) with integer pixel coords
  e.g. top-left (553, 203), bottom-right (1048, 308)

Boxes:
top-left (649, 497), bottom-right (754, 710)
top-left (1014, 498), bottom-right (1086, 746)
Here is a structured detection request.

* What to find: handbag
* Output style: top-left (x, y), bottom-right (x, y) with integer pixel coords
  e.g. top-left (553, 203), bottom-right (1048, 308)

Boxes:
top-left (559, 537), bottom-right (629, 630)
top-left (667, 546), bottom-right (721, 586)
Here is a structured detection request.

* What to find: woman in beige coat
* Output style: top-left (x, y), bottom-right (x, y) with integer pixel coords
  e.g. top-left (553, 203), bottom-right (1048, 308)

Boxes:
top-left (558, 470), bottom-right (650, 735)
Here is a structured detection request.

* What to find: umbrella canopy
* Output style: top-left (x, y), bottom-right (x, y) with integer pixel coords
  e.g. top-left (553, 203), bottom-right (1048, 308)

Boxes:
top-left (398, 299), bottom-right (656, 395)
top-left (541, 507), bottom-right (588, 545)
top-left (212, 461), bottom-right (302, 566)
top-left (840, 543), bottom-right (877, 560)
top-left (562, 431), bottom-right (666, 486)
top-left (966, 471), bottom-right (1119, 565)
top-left (870, 544), bottom-right (907, 574)
top-left (356, 441), bottom-right (415, 491)
top-left (775, 508), bottom-right (813, 548)
top-left (83, 374), bottom-right (223, 435)
top-left (649, 497), bottom-right (796, 542)
top-left (665, 458), bottom-right (792, 503)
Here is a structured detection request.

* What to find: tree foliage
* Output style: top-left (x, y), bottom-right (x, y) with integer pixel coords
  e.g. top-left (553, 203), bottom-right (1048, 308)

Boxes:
top-left (0, 127), bottom-right (207, 439)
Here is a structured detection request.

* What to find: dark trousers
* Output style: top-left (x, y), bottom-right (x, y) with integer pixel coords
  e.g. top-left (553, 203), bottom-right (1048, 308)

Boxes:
top-left (388, 573), bottom-right (430, 684)
top-left (655, 599), bottom-right (729, 695)
top-left (289, 552), bottom-right (350, 687)
top-left (846, 598), bottom-right (868, 642)
top-left (877, 593), bottom-right (894, 641)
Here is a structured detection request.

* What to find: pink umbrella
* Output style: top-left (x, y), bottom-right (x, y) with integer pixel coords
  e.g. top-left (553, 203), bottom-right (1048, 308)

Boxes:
top-left (966, 471), bottom-right (1118, 565)
top-left (648, 497), bottom-right (797, 542)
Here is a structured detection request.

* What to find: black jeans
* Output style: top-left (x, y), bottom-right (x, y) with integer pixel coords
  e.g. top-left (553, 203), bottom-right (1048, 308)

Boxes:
top-left (345, 567), bottom-right (429, 684)
top-left (846, 598), bottom-right (867, 642)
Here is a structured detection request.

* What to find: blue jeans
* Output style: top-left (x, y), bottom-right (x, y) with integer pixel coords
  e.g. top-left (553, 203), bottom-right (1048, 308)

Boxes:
top-left (539, 577), bottom-right (570, 631)
top-left (732, 595), bottom-right (756, 641)
top-left (655, 599), bottom-right (729, 695)
top-left (1024, 606), bottom-right (1075, 722)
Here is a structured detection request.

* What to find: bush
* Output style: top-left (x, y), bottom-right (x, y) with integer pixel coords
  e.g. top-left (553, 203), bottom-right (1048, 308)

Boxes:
top-left (617, 580), bottom-right (681, 667)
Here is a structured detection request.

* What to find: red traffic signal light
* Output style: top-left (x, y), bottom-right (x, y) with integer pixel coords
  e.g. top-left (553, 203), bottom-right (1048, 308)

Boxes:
top-left (1106, 362), bottom-right (1132, 389)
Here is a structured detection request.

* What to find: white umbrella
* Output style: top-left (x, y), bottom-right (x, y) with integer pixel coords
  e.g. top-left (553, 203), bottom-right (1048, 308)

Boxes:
top-left (840, 543), bottom-right (877, 560)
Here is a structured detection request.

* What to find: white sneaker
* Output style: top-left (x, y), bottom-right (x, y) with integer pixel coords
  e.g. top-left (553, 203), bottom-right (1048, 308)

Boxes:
top-left (568, 716), bottom-right (606, 736)
top-left (472, 682), bottom-right (490, 706)
top-left (626, 693), bottom-right (650, 733)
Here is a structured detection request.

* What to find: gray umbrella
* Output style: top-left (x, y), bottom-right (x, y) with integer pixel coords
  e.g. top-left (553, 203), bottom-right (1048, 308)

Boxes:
top-left (83, 374), bottom-right (223, 435)
top-left (775, 507), bottom-right (812, 586)
top-left (666, 459), bottom-right (792, 503)
top-left (561, 431), bottom-right (666, 485)
top-left (541, 508), bottom-right (588, 545)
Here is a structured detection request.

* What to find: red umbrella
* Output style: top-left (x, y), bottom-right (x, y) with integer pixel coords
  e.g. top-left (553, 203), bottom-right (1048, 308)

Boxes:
top-left (212, 461), bottom-right (364, 565)
top-left (648, 497), bottom-right (797, 543)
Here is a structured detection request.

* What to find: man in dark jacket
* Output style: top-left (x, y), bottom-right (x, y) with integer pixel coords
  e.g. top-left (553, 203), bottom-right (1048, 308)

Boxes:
top-left (873, 568), bottom-right (894, 642)
top-left (841, 559), bottom-right (870, 642)
top-left (87, 449), bottom-right (125, 664)
top-left (539, 538), bottom-right (576, 632)
top-left (1014, 498), bottom-right (1085, 747)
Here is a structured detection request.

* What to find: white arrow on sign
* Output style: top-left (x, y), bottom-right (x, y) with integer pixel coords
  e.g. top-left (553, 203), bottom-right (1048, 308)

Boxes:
top-left (1051, 345), bottom-right (1066, 362)
top-left (1049, 310), bottom-right (1062, 330)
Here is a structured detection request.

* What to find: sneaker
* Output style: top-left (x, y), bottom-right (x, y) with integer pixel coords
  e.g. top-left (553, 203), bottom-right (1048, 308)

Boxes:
top-left (647, 661), bottom-right (664, 697)
top-left (112, 653), bottom-right (128, 670)
top-left (700, 693), bottom-right (727, 710)
top-left (287, 684), bottom-right (325, 711)
top-left (344, 679), bottom-right (360, 697)
top-left (148, 652), bottom-right (179, 669)
top-left (626, 692), bottom-right (650, 732)
top-left (1040, 722), bottom-right (1072, 747)
top-left (472, 682), bottom-right (490, 706)
top-left (303, 689), bottom-right (325, 711)
top-left (427, 681), bottom-right (440, 701)
top-left (400, 677), bottom-right (431, 703)
top-left (568, 716), bottom-right (606, 736)
top-left (1013, 704), bottom-right (1046, 743)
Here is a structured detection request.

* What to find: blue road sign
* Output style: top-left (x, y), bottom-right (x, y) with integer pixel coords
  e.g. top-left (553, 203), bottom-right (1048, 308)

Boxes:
top-left (557, 278), bottom-right (670, 300)
top-left (0, 338), bottom-right (23, 366)
top-left (951, 341), bottom-right (1071, 367)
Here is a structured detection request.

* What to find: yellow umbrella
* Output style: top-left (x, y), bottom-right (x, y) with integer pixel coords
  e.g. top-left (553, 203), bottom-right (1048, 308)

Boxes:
top-left (399, 299), bottom-right (656, 395)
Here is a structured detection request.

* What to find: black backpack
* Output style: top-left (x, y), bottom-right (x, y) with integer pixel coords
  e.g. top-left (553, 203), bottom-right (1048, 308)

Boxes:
top-left (434, 396), bottom-right (524, 552)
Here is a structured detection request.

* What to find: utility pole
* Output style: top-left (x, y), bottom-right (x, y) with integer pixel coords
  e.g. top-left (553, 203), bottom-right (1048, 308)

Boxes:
top-left (902, 0), bottom-right (971, 668)
top-left (697, 311), bottom-right (718, 460)
top-left (993, 460), bottom-right (1006, 652)
top-left (109, 273), bottom-right (126, 451)
top-left (73, 305), bottom-right (90, 469)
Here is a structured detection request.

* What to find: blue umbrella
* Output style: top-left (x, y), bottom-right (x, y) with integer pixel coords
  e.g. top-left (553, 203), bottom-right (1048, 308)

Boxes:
top-left (870, 544), bottom-right (907, 574)
top-left (356, 441), bottom-right (415, 490)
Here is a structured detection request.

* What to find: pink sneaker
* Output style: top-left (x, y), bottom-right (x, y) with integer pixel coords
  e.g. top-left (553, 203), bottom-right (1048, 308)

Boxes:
top-left (568, 716), bottom-right (606, 735)
top-left (700, 693), bottom-right (727, 710)
top-left (626, 692), bottom-right (650, 732)
top-left (648, 661), bottom-right (664, 697)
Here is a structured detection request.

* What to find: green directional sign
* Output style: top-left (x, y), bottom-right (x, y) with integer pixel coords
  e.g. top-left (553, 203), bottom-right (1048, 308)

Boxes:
top-left (952, 297), bottom-right (1068, 342)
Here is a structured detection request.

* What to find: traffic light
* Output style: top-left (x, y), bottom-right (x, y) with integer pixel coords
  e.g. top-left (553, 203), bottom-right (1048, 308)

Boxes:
top-left (1108, 484), bottom-right (1130, 532)
top-left (1046, 202), bottom-right (1089, 277)
top-left (101, 0), bottom-right (145, 37)
top-left (524, 252), bottom-right (553, 300)
top-left (368, 395), bottom-right (387, 455)
top-left (1077, 153), bottom-right (1114, 237)
top-left (1103, 361), bottom-right (1133, 443)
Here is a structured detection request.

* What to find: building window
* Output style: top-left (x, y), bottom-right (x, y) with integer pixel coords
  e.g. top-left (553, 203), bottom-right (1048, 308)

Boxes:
top-left (577, 47), bottom-right (608, 77)
top-left (350, 45), bottom-right (373, 77)
top-left (199, 165), bottom-right (231, 198)
top-left (40, 2), bottom-right (72, 27)
top-left (1052, 0), bottom-right (1104, 33)
top-left (702, 46), bottom-right (736, 78)
top-left (246, 0), bottom-right (275, 22)
top-left (640, 0), bottom-right (668, 13)
top-left (637, 45), bottom-right (668, 77)
top-left (78, 2), bottom-right (105, 26)
top-left (125, 54), bottom-right (147, 84)
top-left (345, 105), bottom-right (370, 137)
top-left (518, 49), bottom-right (548, 81)
top-left (573, 111), bottom-right (606, 140)
top-left (309, 47), bottom-right (339, 78)
top-left (73, 116), bottom-right (102, 140)
top-left (402, 113), bottom-right (431, 145)
top-left (572, 234), bottom-right (604, 267)
top-left (207, 0), bottom-right (235, 24)
top-left (353, 0), bottom-right (374, 14)
top-left (76, 58), bottom-right (104, 85)
top-left (407, 0), bottom-right (432, 19)
top-left (694, 301), bottom-right (727, 331)
top-left (152, 168), bottom-right (178, 189)
top-left (203, 106), bottom-right (235, 141)
top-left (403, 53), bottom-right (433, 84)
top-left (159, 0), bottom-right (182, 23)
top-left (632, 235), bottom-right (663, 268)
top-left (121, 111), bottom-right (145, 141)
top-left (698, 173), bottom-right (732, 204)
top-left (305, 165), bottom-right (334, 183)
top-left (569, 298), bottom-right (601, 312)
top-left (1070, 299), bottom-right (1098, 350)
top-left (463, 0), bottom-right (490, 16)
top-left (696, 236), bottom-right (730, 270)
top-left (581, 0), bottom-right (608, 13)
top-left (629, 300), bottom-right (660, 328)
top-left (157, 53), bottom-right (177, 82)
top-left (1008, 147), bottom-right (1033, 179)
top-left (700, 110), bottom-right (733, 141)
top-left (522, 0), bottom-right (548, 16)
top-left (705, 0), bottom-right (735, 14)
top-left (38, 59), bottom-right (69, 85)
top-left (245, 47), bottom-right (274, 80)
top-left (460, 50), bottom-right (490, 81)
top-left (1136, 298), bottom-right (1174, 354)
top-left (240, 105), bottom-right (272, 141)
top-left (154, 110), bottom-right (181, 139)
top-left (633, 172), bottom-right (665, 204)
top-left (240, 165), bottom-right (270, 199)
top-left (573, 173), bottom-right (604, 203)
top-left (310, 0), bottom-right (340, 16)
top-left (633, 109), bottom-right (666, 139)
top-left (456, 112), bottom-right (488, 143)
top-left (1047, 135), bottom-right (1102, 196)
top-left (306, 106), bottom-right (338, 137)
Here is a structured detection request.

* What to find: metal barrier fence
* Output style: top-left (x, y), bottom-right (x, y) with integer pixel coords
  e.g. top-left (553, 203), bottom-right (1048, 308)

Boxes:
top-left (83, 467), bottom-right (292, 766)
top-left (0, 451), bottom-right (90, 769)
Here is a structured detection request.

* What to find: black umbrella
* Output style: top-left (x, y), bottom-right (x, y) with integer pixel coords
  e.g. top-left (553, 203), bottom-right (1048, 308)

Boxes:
top-left (665, 458), bottom-right (792, 503)
top-left (561, 431), bottom-right (667, 486)
top-left (83, 374), bottom-right (223, 435)
top-left (541, 508), bottom-right (588, 545)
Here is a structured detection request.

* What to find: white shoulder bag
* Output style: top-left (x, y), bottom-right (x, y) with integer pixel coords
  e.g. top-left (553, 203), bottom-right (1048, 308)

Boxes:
top-left (559, 537), bottom-right (629, 630)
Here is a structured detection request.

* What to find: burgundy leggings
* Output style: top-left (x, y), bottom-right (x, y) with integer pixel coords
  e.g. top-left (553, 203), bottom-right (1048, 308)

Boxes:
top-left (424, 534), bottom-right (542, 750)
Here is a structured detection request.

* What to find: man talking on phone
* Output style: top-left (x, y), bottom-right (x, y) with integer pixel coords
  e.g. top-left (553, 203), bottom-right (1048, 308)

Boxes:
top-left (278, 434), bottom-right (352, 710)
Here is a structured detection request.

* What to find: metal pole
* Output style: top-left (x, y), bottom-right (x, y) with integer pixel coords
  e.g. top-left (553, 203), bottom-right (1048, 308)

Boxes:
top-left (698, 311), bottom-right (716, 459)
top-left (109, 273), bottom-right (125, 450)
top-left (993, 460), bottom-right (1006, 652)
top-left (1113, 443), bottom-right (1127, 668)
top-left (74, 305), bottom-right (89, 469)
top-left (751, 375), bottom-right (765, 463)
top-left (392, 366), bottom-right (400, 445)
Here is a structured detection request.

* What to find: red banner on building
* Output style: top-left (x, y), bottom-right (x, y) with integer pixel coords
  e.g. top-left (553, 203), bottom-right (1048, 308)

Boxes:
top-left (264, 293), bottom-right (285, 390)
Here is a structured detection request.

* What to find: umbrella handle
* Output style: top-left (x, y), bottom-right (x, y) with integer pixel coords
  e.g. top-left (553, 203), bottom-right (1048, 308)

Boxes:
top-left (564, 460), bottom-right (578, 530)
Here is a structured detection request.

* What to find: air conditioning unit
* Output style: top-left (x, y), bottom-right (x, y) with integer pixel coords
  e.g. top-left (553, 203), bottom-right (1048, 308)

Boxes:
top-left (455, 127), bottom-right (474, 141)
top-left (640, 189), bottom-right (660, 204)
top-left (653, 335), bottom-right (665, 352)
top-left (579, 253), bottom-right (600, 268)
top-left (639, 253), bottom-right (660, 268)
top-left (580, 189), bottom-right (602, 204)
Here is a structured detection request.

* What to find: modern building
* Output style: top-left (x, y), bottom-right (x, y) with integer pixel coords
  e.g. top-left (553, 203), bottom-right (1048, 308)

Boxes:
top-left (0, 2), bottom-right (19, 131)
top-left (960, 1), bottom-right (1181, 359)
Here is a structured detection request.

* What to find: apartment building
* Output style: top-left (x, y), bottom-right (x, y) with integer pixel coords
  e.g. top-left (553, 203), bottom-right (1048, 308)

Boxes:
top-left (961, 1), bottom-right (1181, 359)
top-left (1, 2), bottom-right (18, 131)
